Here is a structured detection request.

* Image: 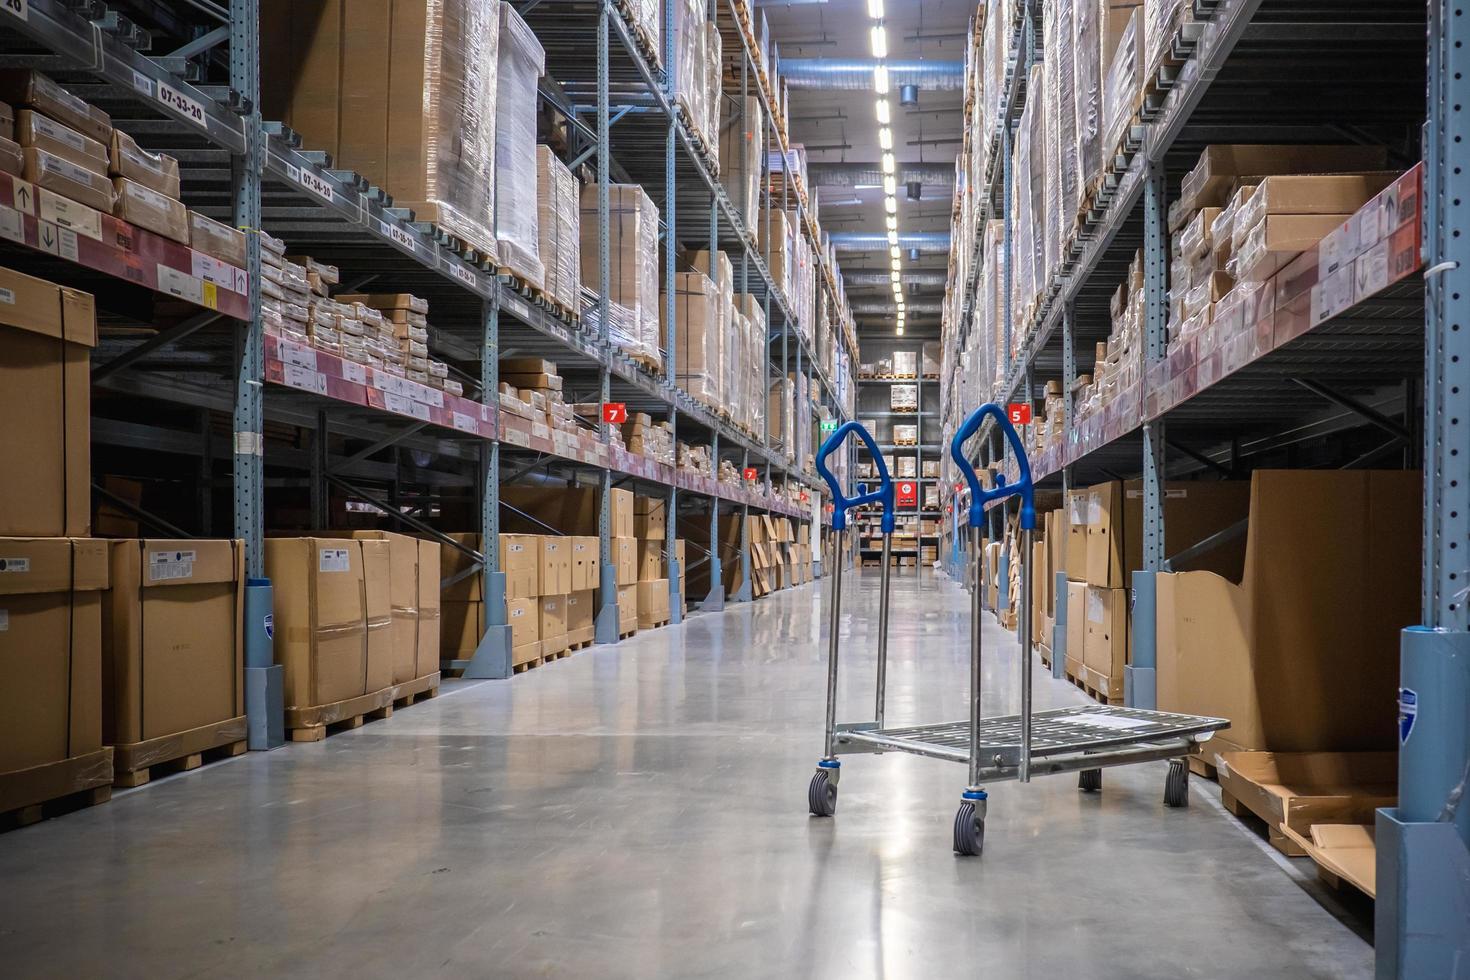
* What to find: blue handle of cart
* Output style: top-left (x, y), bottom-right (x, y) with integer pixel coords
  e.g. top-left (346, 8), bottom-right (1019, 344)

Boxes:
top-left (815, 421), bottom-right (895, 533)
top-left (949, 403), bottom-right (1036, 531)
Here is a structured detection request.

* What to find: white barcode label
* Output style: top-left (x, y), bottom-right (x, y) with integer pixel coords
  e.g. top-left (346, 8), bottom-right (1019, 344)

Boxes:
top-left (158, 265), bottom-right (207, 304)
top-left (149, 549), bottom-right (197, 581)
top-left (0, 287), bottom-right (13, 305)
top-left (130, 69), bottom-right (154, 97)
top-left (318, 548), bottom-right (351, 572)
top-left (0, 557), bottom-right (30, 573)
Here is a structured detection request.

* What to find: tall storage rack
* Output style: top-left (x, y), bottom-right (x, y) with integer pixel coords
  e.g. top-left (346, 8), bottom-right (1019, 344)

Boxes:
top-left (0, 1), bottom-right (853, 710)
top-left (939, 0), bottom-right (1466, 972)
top-left (854, 352), bottom-right (941, 573)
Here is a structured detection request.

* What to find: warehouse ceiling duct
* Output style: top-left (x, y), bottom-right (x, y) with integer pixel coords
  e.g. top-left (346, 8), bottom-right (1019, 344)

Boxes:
top-left (807, 162), bottom-right (953, 188)
top-left (843, 270), bottom-right (947, 286)
top-left (900, 83), bottom-right (920, 107)
top-left (780, 59), bottom-right (964, 91)
top-left (829, 231), bottom-right (950, 252)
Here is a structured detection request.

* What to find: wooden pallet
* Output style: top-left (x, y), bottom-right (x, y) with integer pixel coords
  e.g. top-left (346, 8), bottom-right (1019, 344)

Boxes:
top-left (1, 749), bottom-right (114, 832)
top-left (618, 627), bottom-right (638, 640)
top-left (390, 672), bottom-right (440, 710)
top-left (567, 638), bottom-right (595, 652)
top-left (285, 687), bottom-right (396, 743)
top-left (113, 717), bottom-right (249, 788)
top-left (639, 618), bottom-right (671, 630)
top-left (1187, 755), bottom-right (1220, 780)
top-left (1219, 787), bottom-right (1308, 857)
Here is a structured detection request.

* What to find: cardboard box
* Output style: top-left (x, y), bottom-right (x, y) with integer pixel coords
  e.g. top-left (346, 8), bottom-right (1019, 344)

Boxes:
top-left (1178, 144), bottom-right (1390, 215)
top-left (23, 147), bottom-right (114, 212)
top-left (571, 535), bottom-right (599, 592)
top-left (1065, 489), bottom-right (1089, 581)
top-left (1234, 213), bottom-right (1351, 283)
top-left (617, 582), bottom-right (638, 634)
top-left (611, 487), bottom-right (635, 538)
top-left (1157, 470), bottom-right (1420, 757)
top-left (0, 70), bottom-right (112, 143)
top-left (341, 531), bottom-right (424, 685)
top-left (102, 539), bottom-right (244, 748)
top-left (0, 537), bottom-right (107, 773)
top-left (1084, 480), bottom-right (1250, 589)
top-left (1082, 586), bottom-right (1128, 697)
top-left (440, 599), bottom-right (483, 661)
top-left (112, 176), bottom-right (189, 243)
top-left (635, 495), bottom-right (667, 539)
top-left (636, 538), bottom-right (665, 582)
top-left (415, 537), bottom-right (442, 677)
top-left (565, 589), bottom-right (595, 645)
top-left (614, 536), bottom-right (638, 586)
top-left (508, 596), bottom-right (540, 666)
top-left (1215, 750), bottom-right (1396, 859)
top-left (537, 535), bottom-right (572, 596)
top-left (0, 265), bottom-right (97, 537)
top-left (501, 533), bottom-right (540, 599)
top-left (1066, 580), bottom-right (1086, 663)
top-left (439, 532), bottom-right (482, 601)
top-left (637, 578), bottom-right (670, 628)
top-left (539, 594), bottom-right (567, 655)
top-left (265, 538), bottom-right (394, 709)
top-left (109, 129), bottom-right (181, 199)
top-left (15, 109), bottom-right (108, 175)
top-left (188, 211), bottom-right (248, 268)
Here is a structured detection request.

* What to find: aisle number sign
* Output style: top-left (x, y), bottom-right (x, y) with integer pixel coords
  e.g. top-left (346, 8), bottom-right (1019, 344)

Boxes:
top-left (820, 420), bottom-right (838, 435)
top-left (1007, 402), bottom-right (1032, 425)
top-left (897, 481), bottom-right (918, 507)
top-left (602, 402), bottom-right (627, 424)
top-left (743, 467), bottom-right (758, 481)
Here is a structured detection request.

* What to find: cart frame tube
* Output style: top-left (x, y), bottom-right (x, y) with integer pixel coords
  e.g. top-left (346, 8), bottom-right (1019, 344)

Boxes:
top-left (823, 527), bottom-right (845, 760)
top-left (875, 534), bottom-right (893, 727)
top-left (1018, 525), bottom-right (1034, 782)
top-left (967, 524), bottom-right (985, 789)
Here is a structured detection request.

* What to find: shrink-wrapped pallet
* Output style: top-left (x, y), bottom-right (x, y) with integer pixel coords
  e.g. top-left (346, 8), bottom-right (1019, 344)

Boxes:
top-left (672, 0), bottom-right (707, 143)
top-left (536, 146), bottom-right (580, 314)
top-left (494, 3), bottom-right (546, 286)
top-left (669, 271), bottom-right (721, 406)
top-left (1103, 8), bottom-right (1142, 159)
top-left (581, 183), bottom-right (661, 367)
top-left (720, 97), bottom-right (764, 233)
top-left (1073, 0), bottom-right (1103, 194)
top-left (703, 22), bottom-right (723, 152)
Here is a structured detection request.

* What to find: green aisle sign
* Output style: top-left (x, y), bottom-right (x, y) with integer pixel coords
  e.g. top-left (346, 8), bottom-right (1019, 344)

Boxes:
top-left (820, 420), bottom-right (838, 434)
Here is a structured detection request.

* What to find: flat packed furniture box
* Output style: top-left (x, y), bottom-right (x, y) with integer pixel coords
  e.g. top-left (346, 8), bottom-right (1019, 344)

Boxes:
top-left (265, 538), bottom-right (397, 738)
top-left (1083, 478), bottom-right (1250, 589)
top-left (103, 539), bottom-right (246, 784)
top-left (1158, 470), bottom-right (1421, 759)
top-left (0, 537), bottom-right (114, 813)
top-left (340, 531), bottom-right (441, 686)
top-left (0, 265), bottom-right (96, 537)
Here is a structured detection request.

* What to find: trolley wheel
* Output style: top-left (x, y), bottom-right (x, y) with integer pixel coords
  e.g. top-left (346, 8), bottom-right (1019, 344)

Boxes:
top-left (1164, 759), bottom-right (1189, 808)
top-left (809, 770), bottom-right (838, 817)
top-left (1078, 768), bottom-right (1102, 792)
top-left (953, 802), bottom-right (985, 856)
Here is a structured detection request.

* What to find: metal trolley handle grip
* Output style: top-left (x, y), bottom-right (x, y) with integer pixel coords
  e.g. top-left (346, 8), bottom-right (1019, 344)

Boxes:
top-left (816, 421), bottom-right (895, 533)
top-left (949, 403), bottom-right (1036, 531)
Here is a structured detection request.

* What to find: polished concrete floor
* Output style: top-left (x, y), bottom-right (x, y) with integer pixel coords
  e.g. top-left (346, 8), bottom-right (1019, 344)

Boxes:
top-left (0, 569), bottom-right (1372, 979)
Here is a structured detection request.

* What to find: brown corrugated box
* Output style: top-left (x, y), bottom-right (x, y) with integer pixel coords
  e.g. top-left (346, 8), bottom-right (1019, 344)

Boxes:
top-left (15, 109), bottom-right (107, 174)
top-left (637, 579), bottom-right (670, 628)
top-left (617, 583), bottom-right (638, 633)
top-left (0, 537), bottom-right (107, 775)
top-left (537, 536), bottom-right (572, 596)
top-left (635, 496), bottom-right (666, 539)
top-left (188, 211), bottom-right (248, 267)
top-left (102, 540), bottom-right (244, 751)
top-left (1157, 470), bottom-right (1420, 757)
top-left (112, 177), bottom-right (189, 243)
top-left (508, 596), bottom-right (540, 665)
top-left (23, 147), bottom-right (114, 213)
top-left (1082, 586), bottom-right (1128, 698)
top-left (539, 594), bottom-right (567, 655)
top-left (0, 265), bottom-right (96, 537)
top-left (565, 589), bottom-right (595, 645)
top-left (500, 533), bottom-right (540, 599)
top-left (571, 535), bottom-right (599, 592)
top-left (1177, 144), bottom-right (1390, 214)
top-left (0, 69), bottom-right (112, 143)
top-left (1084, 479), bottom-right (1250, 590)
top-left (614, 536), bottom-right (638, 586)
top-left (636, 539), bottom-right (664, 582)
top-left (109, 129), bottom-right (181, 199)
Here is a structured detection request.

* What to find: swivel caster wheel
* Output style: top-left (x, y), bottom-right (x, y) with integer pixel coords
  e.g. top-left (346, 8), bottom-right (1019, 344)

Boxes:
top-left (953, 801), bottom-right (985, 856)
top-left (1078, 768), bottom-right (1102, 792)
top-left (1164, 759), bottom-right (1189, 808)
top-left (809, 769), bottom-right (838, 817)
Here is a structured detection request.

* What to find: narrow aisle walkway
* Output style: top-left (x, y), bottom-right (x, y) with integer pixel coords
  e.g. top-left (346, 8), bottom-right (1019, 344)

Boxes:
top-left (0, 571), bottom-right (1370, 979)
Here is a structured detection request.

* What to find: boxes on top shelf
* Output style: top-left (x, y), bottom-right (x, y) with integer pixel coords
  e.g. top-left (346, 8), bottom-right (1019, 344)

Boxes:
top-left (493, 2), bottom-right (546, 287)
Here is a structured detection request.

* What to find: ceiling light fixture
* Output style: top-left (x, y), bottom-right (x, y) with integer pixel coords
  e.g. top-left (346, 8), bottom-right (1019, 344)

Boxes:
top-left (870, 25), bottom-right (887, 58)
top-left (881, 151), bottom-right (896, 174)
top-left (874, 64), bottom-right (889, 94)
top-left (867, 0), bottom-right (884, 17)
top-left (885, 215), bottom-right (898, 231)
top-left (890, 245), bottom-right (901, 260)
top-left (875, 99), bottom-right (890, 125)
top-left (896, 325), bottom-right (904, 336)
top-left (883, 174), bottom-right (896, 196)
top-left (891, 257), bottom-right (901, 271)
top-left (884, 196), bottom-right (898, 214)
top-left (878, 127), bottom-right (893, 150)
top-left (891, 270), bottom-right (901, 283)
top-left (887, 230), bottom-right (898, 245)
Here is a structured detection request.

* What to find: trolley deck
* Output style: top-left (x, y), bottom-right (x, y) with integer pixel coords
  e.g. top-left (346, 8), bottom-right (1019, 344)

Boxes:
top-left (808, 403), bottom-right (1232, 855)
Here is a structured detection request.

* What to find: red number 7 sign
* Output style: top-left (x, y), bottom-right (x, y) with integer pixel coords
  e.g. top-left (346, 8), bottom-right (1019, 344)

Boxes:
top-left (602, 402), bottom-right (627, 424)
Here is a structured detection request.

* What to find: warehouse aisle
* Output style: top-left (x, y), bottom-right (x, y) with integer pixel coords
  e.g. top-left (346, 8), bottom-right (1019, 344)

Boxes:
top-left (0, 572), bottom-right (1370, 979)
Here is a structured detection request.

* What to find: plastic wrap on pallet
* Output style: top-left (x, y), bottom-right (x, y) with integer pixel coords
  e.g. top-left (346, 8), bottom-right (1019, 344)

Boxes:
top-left (494, 3), bottom-right (546, 286)
top-left (536, 146), bottom-right (581, 314)
top-left (1054, 0), bottom-right (1079, 243)
top-left (1073, 0), bottom-right (1103, 193)
top-left (720, 97), bottom-right (764, 233)
top-left (670, 271), bottom-right (721, 405)
top-left (768, 377), bottom-right (794, 457)
top-left (672, 0), bottom-right (706, 145)
top-left (1146, 0), bottom-right (1189, 75)
top-left (1103, 8), bottom-right (1142, 159)
top-left (629, 0), bottom-right (662, 67)
top-left (703, 22), bottom-right (723, 154)
top-left (1042, 18), bottom-right (1061, 294)
top-left (580, 183), bottom-right (662, 366)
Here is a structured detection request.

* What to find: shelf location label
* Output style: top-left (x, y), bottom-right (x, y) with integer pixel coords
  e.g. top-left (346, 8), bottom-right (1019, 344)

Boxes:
top-left (602, 402), bottom-right (627, 424)
top-left (158, 81), bottom-right (208, 129)
top-left (1, 0), bottom-right (28, 21)
top-left (743, 467), bottom-right (758, 482)
top-left (1007, 402), bottom-right (1032, 425)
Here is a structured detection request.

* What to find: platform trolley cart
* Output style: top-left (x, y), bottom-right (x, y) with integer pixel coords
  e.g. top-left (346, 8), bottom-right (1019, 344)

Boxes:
top-left (808, 405), bottom-right (1230, 855)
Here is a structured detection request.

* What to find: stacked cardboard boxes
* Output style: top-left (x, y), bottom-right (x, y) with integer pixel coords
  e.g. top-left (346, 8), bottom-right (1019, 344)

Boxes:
top-left (493, 3), bottom-right (546, 285)
top-left (581, 183), bottom-right (661, 369)
top-left (536, 146), bottom-right (581, 314)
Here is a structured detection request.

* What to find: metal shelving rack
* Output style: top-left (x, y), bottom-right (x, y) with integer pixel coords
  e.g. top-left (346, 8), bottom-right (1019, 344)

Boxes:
top-left (854, 356), bottom-right (940, 572)
top-left (0, 0), bottom-right (850, 695)
top-left (939, 0), bottom-right (1466, 970)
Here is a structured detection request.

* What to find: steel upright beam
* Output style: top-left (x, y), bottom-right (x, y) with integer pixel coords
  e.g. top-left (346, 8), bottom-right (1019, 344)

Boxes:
top-left (595, 3), bottom-right (621, 644)
top-left (1053, 300), bottom-right (1076, 678)
top-left (1128, 164), bottom-right (1168, 710)
top-left (231, 0), bottom-right (282, 751)
top-left (465, 298), bottom-right (513, 677)
top-left (734, 450), bottom-right (753, 603)
top-left (1376, 4), bottom-right (1470, 973)
top-left (704, 432), bottom-right (725, 610)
